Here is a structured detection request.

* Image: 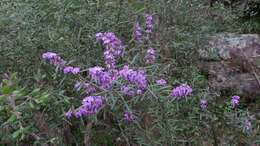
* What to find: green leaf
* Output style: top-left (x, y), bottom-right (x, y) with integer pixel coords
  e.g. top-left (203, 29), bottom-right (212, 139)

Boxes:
top-left (12, 126), bottom-right (31, 140)
top-left (12, 129), bottom-right (22, 139)
top-left (13, 88), bottom-right (26, 97)
top-left (35, 93), bottom-right (50, 105)
top-left (29, 101), bottom-right (35, 109)
top-left (7, 114), bottom-right (17, 124)
top-left (1, 85), bottom-right (13, 94)
top-left (0, 95), bottom-right (7, 102)
top-left (30, 88), bottom-right (41, 96)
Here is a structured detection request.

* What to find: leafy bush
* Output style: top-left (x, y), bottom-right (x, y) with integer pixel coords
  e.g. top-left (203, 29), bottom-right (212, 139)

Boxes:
top-left (0, 0), bottom-right (259, 145)
top-left (1, 0), bottom-right (256, 81)
top-left (11, 13), bottom-right (257, 145)
top-left (0, 73), bottom-right (71, 145)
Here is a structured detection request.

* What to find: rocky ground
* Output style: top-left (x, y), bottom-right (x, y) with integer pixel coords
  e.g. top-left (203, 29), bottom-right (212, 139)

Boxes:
top-left (199, 33), bottom-right (260, 98)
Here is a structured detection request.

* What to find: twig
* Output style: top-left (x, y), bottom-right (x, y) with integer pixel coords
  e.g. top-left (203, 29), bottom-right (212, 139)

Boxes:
top-left (118, 122), bottom-right (131, 146)
top-left (209, 120), bottom-right (218, 146)
top-left (116, 91), bottom-right (154, 146)
top-left (84, 121), bottom-right (93, 146)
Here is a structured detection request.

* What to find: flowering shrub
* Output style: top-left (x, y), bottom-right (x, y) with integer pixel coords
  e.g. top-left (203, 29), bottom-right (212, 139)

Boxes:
top-left (1, 1), bottom-right (259, 145)
top-left (41, 14), bottom-right (155, 121)
top-left (38, 14), bottom-right (258, 146)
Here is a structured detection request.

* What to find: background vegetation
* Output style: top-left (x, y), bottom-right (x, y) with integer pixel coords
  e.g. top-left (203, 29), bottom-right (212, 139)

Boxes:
top-left (0, 0), bottom-right (259, 145)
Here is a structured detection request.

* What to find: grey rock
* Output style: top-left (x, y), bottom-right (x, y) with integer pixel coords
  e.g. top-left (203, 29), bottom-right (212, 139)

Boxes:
top-left (199, 33), bottom-right (260, 98)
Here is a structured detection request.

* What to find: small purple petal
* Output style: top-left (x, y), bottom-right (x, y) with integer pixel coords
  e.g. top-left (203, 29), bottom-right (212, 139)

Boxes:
top-left (123, 111), bottom-right (134, 123)
top-left (231, 95), bottom-right (240, 108)
top-left (171, 84), bottom-right (192, 99)
top-left (156, 79), bottom-right (167, 86)
top-left (145, 48), bottom-right (156, 64)
top-left (63, 66), bottom-right (74, 74)
top-left (200, 99), bottom-right (208, 109)
top-left (72, 67), bottom-right (80, 74)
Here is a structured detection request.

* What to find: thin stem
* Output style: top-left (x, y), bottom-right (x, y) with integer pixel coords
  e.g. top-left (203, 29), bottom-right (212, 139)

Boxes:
top-left (84, 121), bottom-right (93, 146)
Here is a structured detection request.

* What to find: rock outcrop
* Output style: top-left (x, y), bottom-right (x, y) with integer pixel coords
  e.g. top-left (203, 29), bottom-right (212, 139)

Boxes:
top-left (199, 33), bottom-right (260, 99)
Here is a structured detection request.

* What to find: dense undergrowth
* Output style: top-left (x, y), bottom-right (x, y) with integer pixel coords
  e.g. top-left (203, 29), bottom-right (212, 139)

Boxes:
top-left (0, 0), bottom-right (259, 145)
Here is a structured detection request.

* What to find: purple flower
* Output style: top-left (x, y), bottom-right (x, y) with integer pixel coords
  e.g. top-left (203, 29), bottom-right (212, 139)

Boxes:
top-left (63, 66), bottom-right (74, 74)
top-left (72, 67), bottom-right (80, 74)
top-left (102, 73), bottom-right (114, 89)
top-left (123, 111), bottom-right (134, 123)
top-left (88, 66), bottom-right (114, 89)
top-left (89, 66), bottom-right (109, 88)
top-left (95, 32), bottom-right (103, 42)
top-left (171, 84), bottom-right (192, 99)
top-left (136, 89), bottom-right (143, 95)
top-left (104, 50), bottom-right (116, 69)
top-left (121, 85), bottom-right (135, 97)
top-left (41, 52), bottom-right (81, 74)
top-left (95, 32), bottom-right (124, 69)
top-left (42, 52), bottom-right (66, 68)
top-left (74, 81), bottom-right (96, 94)
top-left (156, 79), bottom-right (167, 86)
top-left (82, 96), bottom-right (103, 110)
top-left (65, 109), bottom-right (73, 119)
top-left (134, 21), bottom-right (142, 42)
top-left (75, 111), bottom-right (83, 118)
top-left (89, 66), bottom-right (104, 78)
top-left (119, 65), bottom-right (132, 79)
top-left (63, 66), bottom-right (80, 74)
top-left (83, 83), bottom-right (96, 94)
top-left (42, 52), bottom-right (57, 60)
top-left (200, 99), bottom-right (208, 109)
top-left (119, 65), bottom-right (147, 92)
top-left (145, 14), bottom-right (153, 34)
top-left (231, 95), bottom-right (240, 108)
top-left (244, 119), bottom-right (252, 131)
top-left (109, 69), bottom-right (119, 81)
top-left (75, 96), bottom-right (103, 118)
top-left (145, 48), bottom-right (156, 64)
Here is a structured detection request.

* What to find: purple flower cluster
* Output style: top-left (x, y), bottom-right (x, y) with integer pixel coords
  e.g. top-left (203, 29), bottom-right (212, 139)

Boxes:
top-left (145, 14), bottom-right (153, 34)
top-left (42, 52), bottom-right (65, 68)
top-left (42, 52), bottom-right (81, 75)
top-left (88, 66), bottom-right (114, 89)
top-left (119, 65), bottom-right (147, 96)
top-left (103, 50), bottom-right (116, 69)
top-left (231, 95), bottom-right (240, 108)
top-left (171, 84), bottom-right (192, 99)
top-left (121, 85), bottom-right (135, 97)
top-left (63, 66), bottom-right (80, 74)
top-left (108, 69), bottom-right (119, 81)
top-left (156, 79), bottom-right (167, 86)
top-left (123, 111), bottom-right (134, 123)
top-left (74, 81), bottom-right (96, 94)
top-left (134, 21), bottom-right (142, 42)
top-left (75, 96), bottom-right (103, 118)
top-left (145, 48), bottom-right (156, 64)
top-left (200, 99), bottom-right (208, 109)
top-left (96, 32), bottom-right (124, 69)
